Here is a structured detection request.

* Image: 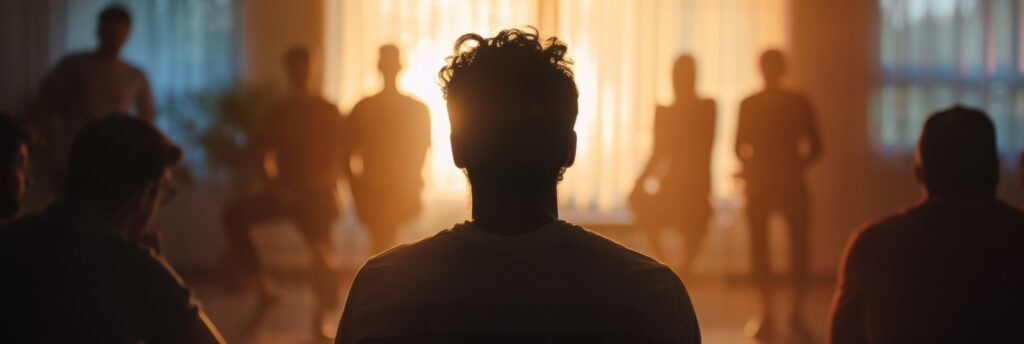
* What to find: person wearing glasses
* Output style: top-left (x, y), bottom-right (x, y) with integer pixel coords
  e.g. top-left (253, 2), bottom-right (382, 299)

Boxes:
top-left (0, 115), bottom-right (224, 343)
top-left (0, 113), bottom-right (33, 221)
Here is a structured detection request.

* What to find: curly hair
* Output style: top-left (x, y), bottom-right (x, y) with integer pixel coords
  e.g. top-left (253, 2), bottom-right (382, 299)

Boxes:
top-left (439, 28), bottom-right (579, 185)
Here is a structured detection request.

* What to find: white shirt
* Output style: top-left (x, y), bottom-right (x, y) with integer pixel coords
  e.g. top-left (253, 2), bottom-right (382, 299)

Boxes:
top-left (337, 220), bottom-right (701, 343)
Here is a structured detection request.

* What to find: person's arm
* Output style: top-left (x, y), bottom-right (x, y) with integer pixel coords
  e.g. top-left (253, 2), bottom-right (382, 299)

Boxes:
top-left (669, 271), bottom-right (702, 344)
top-left (734, 100), bottom-right (751, 163)
top-left (829, 228), bottom-right (869, 344)
top-left (636, 107), bottom-right (668, 188)
top-left (136, 73), bottom-right (157, 123)
top-left (34, 58), bottom-right (71, 141)
top-left (335, 267), bottom-right (373, 344)
top-left (801, 97), bottom-right (823, 167)
top-left (332, 107), bottom-right (352, 182)
top-left (137, 249), bottom-right (225, 344)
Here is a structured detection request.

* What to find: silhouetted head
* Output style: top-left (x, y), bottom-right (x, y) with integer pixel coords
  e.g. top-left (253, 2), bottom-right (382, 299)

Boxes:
top-left (379, 45), bottom-right (402, 86)
top-left (65, 115), bottom-right (181, 240)
top-left (97, 5), bottom-right (131, 57)
top-left (284, 46), bottom-right (311, 93)
top-left (0, 113), bottom-right (31, 219)
top-left (440, 28), bottom-right (578, 191)
top-left (915, 105), bottom-right (998, 199)
top-left (672, 55), bottom-right (697, 100)
top-left (760, 49), bottom-right (786, 88)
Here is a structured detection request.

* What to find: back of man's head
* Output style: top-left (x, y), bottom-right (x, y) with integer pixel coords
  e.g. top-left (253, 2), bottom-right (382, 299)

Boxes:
top-left (66, 115), bottom-right (181, 204)
top-left (439, 28), bottom-right (578, 189)
top-left (916, 105), bottom-right (998, 198)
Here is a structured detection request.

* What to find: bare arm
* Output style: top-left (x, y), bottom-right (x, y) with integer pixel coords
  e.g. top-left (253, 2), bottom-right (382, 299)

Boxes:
top-left (735, 100), bottom-right (752, 162)
top-left (801, 97), bottom-right (823, 167)
top-left (136, 73), bottom-right (157, 123)
top-left (637, 107), bottom-right (668, 184)
top-left (34, 58), bottom-right (71, 140)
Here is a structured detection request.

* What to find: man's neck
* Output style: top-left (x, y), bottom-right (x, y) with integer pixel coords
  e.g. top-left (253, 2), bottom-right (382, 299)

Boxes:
top-left (57, 198), bottom-right (134, 241)
top-left (382, 78), bottom-right (399, 95)
top-left (96, 48), bottom-right (120, 62)
top-left (470, 181), bottom-right (559, 236)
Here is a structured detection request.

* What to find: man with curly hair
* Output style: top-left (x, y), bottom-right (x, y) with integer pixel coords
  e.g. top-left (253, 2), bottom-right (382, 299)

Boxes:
top-left (336, 28), bottom-right (701, 344)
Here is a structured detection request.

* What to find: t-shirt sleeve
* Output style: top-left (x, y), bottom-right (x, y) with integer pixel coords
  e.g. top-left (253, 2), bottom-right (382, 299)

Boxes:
top-left (335, 266), bottom-right (372, 344)
top-left (829, 228), bottom-right (870, 344)
top-left (669, 271), bottom-right (701, 344)
top-left (133, 248), bottom-right (213, 343)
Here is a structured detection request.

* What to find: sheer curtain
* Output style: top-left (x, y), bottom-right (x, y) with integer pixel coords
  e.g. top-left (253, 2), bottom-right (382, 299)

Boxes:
top-left (324, 0), bottom-right (788, 217)
top-left (874, 0), bottom-right (1024, 156)
top-left (54, 0), bottom-right (240, 174)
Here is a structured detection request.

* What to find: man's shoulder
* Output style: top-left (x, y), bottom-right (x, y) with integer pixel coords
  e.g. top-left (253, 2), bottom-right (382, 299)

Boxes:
top-left (361, 227), bottom-right (461, 270)
top-left (566, 223), bottom-right (672, 271)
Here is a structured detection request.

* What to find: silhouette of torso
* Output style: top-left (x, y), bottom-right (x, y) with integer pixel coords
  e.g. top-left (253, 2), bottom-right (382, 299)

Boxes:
top-left (337, 221), bottom-right (700, 344)
top-left (0, 204), bottom-right (203, 343)
top-left (260, 94), bottom-right (345, 190)
top-left (41, 53), bottom-right (155, 166)
top-left (833, 198), bottom-right (1024, 343)
top-left (658, 100), bottom-right (715, 197)
top-left (347, 92), bottom-right (430, 221)
top-left (737, 89), bottom-right (815, 184)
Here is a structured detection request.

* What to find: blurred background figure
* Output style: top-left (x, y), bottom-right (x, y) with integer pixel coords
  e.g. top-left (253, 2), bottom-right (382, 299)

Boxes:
top-left (631, 55), bottom-right (716, 274)
top-left (830, 106), bottom-right (1024, 344)
top-left (36, 5), bottom-right (155, 183)
top-left (0, 113), bottom-right (32, 221)
top-left (0, 115), bottom-right (224, 343)
top-left (735, 49), bottom-right (822, 341)
top-left (221, 46), bottom-right (347, 340)
top-left (347, 45), bottom-right (431, 255)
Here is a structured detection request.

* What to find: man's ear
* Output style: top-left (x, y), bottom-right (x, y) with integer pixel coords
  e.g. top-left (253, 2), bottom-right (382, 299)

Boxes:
top-left (451, 133), bottom-right (466, 168)
top-left (564, 130), bottom-right (577, 168)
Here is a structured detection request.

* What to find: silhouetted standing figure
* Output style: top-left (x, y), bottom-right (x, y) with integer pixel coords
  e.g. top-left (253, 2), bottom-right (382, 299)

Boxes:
top-left (0, 115), bottom-right (224, 343)
top-left (735, 50), bottom-right (822, 340)
top-left (631, 55), bottom-right (716, 273)
top-left (347, 45), bottom-right (431, 254)
top-left (38, 6), bottom-right (155, 181)
top-left (222, 47), bottom-right (347, 338)
top-left (337, 28), bottom-right (700, 344)
top-left (0, 113), bottom-right (32, 220)
top-left (830, 106), bottom-right (1024, 343)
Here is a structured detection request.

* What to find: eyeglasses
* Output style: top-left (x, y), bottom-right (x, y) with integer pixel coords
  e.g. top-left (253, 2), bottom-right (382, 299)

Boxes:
top-left (160, 185), bottom-right (178, 206)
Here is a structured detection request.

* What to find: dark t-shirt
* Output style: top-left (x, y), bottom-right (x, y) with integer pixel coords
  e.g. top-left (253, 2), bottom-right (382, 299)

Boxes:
top-left (0, 206), bottom-right (208, 343)
top-left (337, 221), bottom-right (701, 344)
top-left (830, 198), bottom-right (1024, 344)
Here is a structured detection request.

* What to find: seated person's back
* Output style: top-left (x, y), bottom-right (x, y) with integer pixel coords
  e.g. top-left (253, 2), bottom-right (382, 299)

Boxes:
top-left (1, 210), bottom-right (206, 343)
top-left (340, 220), bottom-right (697, 343)
top-left (830, 106), bottom-right (1024, 344)
top-left (0, 115), bottom-right (223, 343)
top-left (336, 28), bottom-right (700, 344)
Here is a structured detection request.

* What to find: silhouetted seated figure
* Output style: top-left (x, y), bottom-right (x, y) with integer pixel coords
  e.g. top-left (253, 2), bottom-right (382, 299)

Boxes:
top-left (735, 49), bottom-right (822, 340)
top-left (336, 28), bottom-right (701, 344)
top-left (0, 113), bottom-right (32, 220)
top-left (0, 115), bottom-right (224, 343)
top-left (829, 106), bottom-right (1024, 344)
top-left (37, 5), bottom-right (156, 180)
top-left (347, 45), bottom-right (431, 254)
top-left (222, 46), bottom-right (347, 336)
top-left (631, 55), bottom-right (715, 273)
